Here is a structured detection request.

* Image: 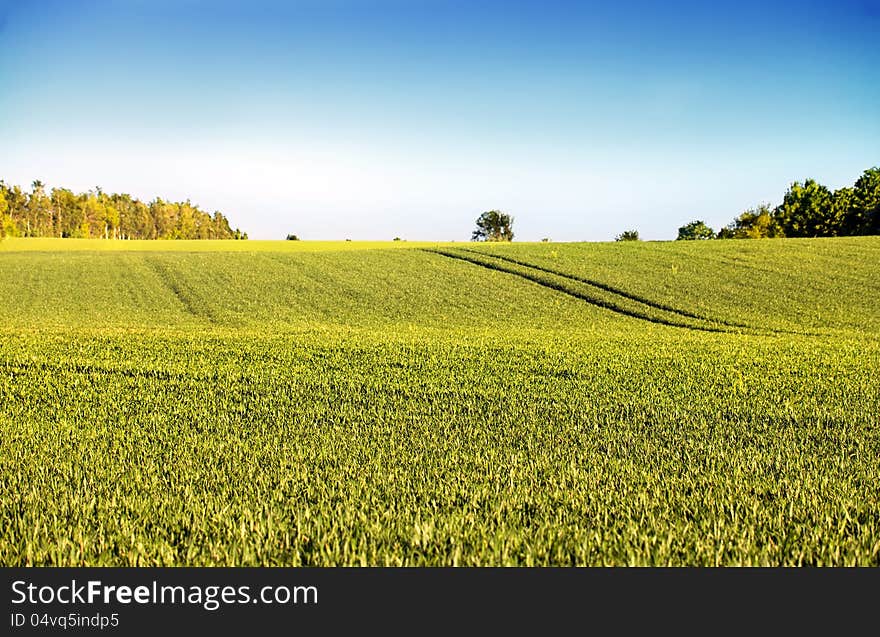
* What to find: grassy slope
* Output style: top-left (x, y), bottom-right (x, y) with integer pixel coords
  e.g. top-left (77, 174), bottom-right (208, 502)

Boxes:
top-left (1, 238), bottom-right (878, 565)
top-left (466, 236), bottom-right (880, 334)
top-left (1, 236), bottom-right (878, 335)
top-left (0, 247), bottom-right (610, 334)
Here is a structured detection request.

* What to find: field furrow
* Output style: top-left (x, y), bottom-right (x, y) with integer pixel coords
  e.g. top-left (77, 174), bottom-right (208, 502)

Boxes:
top-left (428, 248), bottom-right (735, 333)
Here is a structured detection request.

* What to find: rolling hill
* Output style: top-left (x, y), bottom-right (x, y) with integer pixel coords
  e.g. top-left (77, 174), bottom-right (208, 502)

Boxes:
top-left (1, 237), bottom-right (878, 565)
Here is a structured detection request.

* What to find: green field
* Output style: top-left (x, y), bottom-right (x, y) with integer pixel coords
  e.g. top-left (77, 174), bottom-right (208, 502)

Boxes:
top-left (1, 237), bottom-right (878, 565)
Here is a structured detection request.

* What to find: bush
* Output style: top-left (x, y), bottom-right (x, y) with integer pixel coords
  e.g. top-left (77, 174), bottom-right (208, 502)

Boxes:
top-left (723, 204), bottom-right (783, 239)
top-left (676, 220), bottom-right (714, 240)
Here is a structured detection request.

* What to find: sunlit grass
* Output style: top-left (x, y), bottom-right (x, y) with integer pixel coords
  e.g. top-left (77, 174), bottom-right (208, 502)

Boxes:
top-left (0, 237), bottom-right (459, 253)
top-left (1, 237), bottom-right (878, 565)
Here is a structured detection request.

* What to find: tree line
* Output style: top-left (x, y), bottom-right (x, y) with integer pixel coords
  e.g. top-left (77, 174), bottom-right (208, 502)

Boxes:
top-left (672, 167), bottom-right (880, 241)
top-left (0, 179), bottom-right (247, 240)
top-left (476, 168), bottom-right (879, 245)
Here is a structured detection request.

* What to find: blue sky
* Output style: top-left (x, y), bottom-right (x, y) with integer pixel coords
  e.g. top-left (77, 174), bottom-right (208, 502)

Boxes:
top-left (1, 0), bottom-right (877, 240)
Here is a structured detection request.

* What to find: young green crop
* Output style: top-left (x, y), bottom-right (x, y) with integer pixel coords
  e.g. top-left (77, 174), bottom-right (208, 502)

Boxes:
top-left (1, 238), bottom-right (878, 565)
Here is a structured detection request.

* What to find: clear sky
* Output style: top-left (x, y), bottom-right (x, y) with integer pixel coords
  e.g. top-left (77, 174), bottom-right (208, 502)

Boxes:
top-left (1, 0), bottom-right (877, 240)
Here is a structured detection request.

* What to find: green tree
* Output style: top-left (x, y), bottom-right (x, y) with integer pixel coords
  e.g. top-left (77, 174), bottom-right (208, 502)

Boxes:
top-left (27, 180), bottom-right (52, 237)
top-left (51, 188), bottom-right (79, 237)
top-left (615, 230), bottom-right (640, 241)
top-left (0, 188), bottom-right (8, 239)
top-left (2, 184), bottom-right (26, 236)
top-left (2, 178), bottom-right (244, 239)
top-left (110, 193), bottom-right (140, 239)
top-left (175, 201), bottom-right (197, 240)
top-left (843, 167), bottom-right (880, 235)
top-left (676, 220), bottom-right (715, 240)
top-left (133, 200), bottom-right (154, 239)
top-left (103, 202), bottom-right (120, 239)
top-left (774, 179), bottom-right (835, 237)
top-left (831, 187), bottom-right (854, 236)
top-left (78, 193), bottom-right (105, 238)
top-left (472, 210), bottom-right (514, 242)
top-left (150, 199), bottom-right (176, 238)
top-left (724, 204), bottom-right (783, 239)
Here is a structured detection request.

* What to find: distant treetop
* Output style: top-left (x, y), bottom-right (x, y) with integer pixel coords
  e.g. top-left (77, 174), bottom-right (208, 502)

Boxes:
top-left (472, 210), bottom-right (514, 242)
top-left (676, 220), bottom-right (715, 241)
top-left (713, 166), bottom-right (879, 240)
top-left (0, 178), bottom-right (247, 240)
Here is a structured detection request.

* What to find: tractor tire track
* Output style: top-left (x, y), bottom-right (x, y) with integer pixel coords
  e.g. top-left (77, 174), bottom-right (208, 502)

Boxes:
top-left (426, 249), bottom-right (733, 333)
top-left (143, 256), bottom-right (221, 324)
top-left (456, 248), bottom-right (755, 330)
